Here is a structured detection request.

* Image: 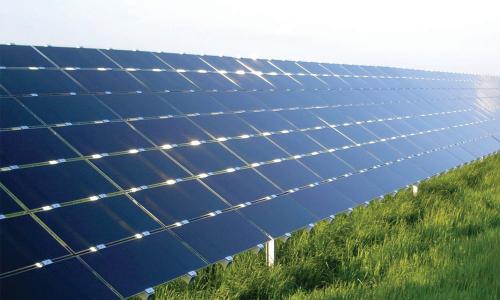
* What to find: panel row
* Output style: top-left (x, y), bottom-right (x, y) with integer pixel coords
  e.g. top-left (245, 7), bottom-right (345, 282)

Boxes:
top-left (3, 45), bottom-right (499, 84)
top-left (3, 88), bottom-right (497, 129)
top-left (1, 44), bottom-right (499, 299)
top-left (2, 134), bottom-right (498, 299)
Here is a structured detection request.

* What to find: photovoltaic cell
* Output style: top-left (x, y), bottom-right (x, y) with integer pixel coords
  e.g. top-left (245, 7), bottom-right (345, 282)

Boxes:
top-left (210, 91), bottom-right (267, 110)
top-left (200, 55), bottom-right (243, 72)
top-left (321, 76), bottom-right (350, 89)
top-left (133, 180), bottom-right (229, 224)
top-left (291, 182), bottom-right (357, 218)
top-left (322, 63), bottom-right (351, 75)
top-left (334, 147), bottom-right (381, 170)
top-left (82, 230), bottom-right (206, 298)
top-left (363, 142), bottom-right (404, 163)
top-left (278, 110), bottom-right (325, 128)
top-left (337, 125), bottom-right (380, 144)
top-left (0, 215), bottom-right (69, 273)
top-left (297, 61), bottom-right (329, 74)
top-left (156, 53), bottom-right (209, 70)
top-left (240, 111), bottom-right (295, 132)
top-left (183, 72), bottom-right (238, 90)
top-left (306, 128), bottom-right (355, 149)
top-left (0, 69), bottom-right (83, 94)
top-left (101, 49), bottom-right (167, 69)
top-left (54, 122), bottom-right (151, 155)
top-left (388, 158), bottom-right (430, 184)
top-left (172, 211), bottom-right (268, 263)
top-left (270, 131), bottom-right (324, 154)
top-left (0, 258), bottom-right (119, 299)
top-left (92, 151), bottom-right (188, 188)
top-left (240, 194), bottom-right (318, 237)
top-left (412, 149), bottom-right (462, 176)
top-left (446, 145), bottom-right (476, 163)
top-left (256, 160), bottom-right (321, 190)
top-left (202, 168), bottom-right (281, 205)
top-left (386, 138), bottom-right (423, 157)
top-left (192, 114), bottom-right (258, 137)
top-left (36, 46), bottom-right (118, 68)
top-left (269, 59), bottom-right (305, 73)
top-left (0, 128), bottom-right (75, 166)
top-left (362, 166), bottom-right (410, 195)
top-left (38, 195), bottom-right (160, 251)
top-left (238, 58), bottom-right (281, 73)
top-left (224, 137), bottom-right (288, 162)
top-left (249, 91), bottom-right (302, 108)
top-left (224, 73), bottom-right (273, 90)
top-left (332, 173), bottom-right (385, 204)
top-left (0, 161), bottom-right (117, 208)
top-left (68, 70), bottom-right (144, 92)
top-left (1, 44), bottom-right (499, 298)
top-left (263, 74), bottom-right (303, 89)
top-left (21, 95), bottom-right (115, 123)
top-left (0, 98), bottom-right (41, 128)
top-left (0, 45), bottom-right (53, 67)
top-left (292, 75), bottom-right (328, 89)
top-left (160, 92), bottom-right (228, 114)
top-left (0, 188), bottom-right (21, 215)
top-left (132, 70), bottom-right (198, 91)
top-left (133, 117), bottom-right (210, 145)
top-left (96, 93), bottom-right (177, 118)
top-left (300, 153), bottom-right (354, 179)
top-left (167, 143), bottom-right (243, 174)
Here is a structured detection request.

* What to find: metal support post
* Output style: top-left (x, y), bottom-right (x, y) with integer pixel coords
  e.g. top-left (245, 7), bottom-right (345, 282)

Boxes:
top-left (266, 239), bottom-right (275, 267)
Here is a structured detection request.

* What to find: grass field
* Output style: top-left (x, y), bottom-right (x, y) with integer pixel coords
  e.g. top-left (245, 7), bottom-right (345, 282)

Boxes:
top-left (151, 153), bottom-right (500, 300)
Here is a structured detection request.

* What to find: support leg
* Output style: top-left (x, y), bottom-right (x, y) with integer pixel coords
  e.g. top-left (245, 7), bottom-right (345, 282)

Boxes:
top-left (412, 184), bottom-right (418, 196)
top-left (266, 239), bottom-right (275, 267)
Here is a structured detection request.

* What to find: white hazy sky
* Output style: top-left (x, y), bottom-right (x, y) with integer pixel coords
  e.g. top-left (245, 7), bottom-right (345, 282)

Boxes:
top-left (1, 0), bottom-right (499, 75)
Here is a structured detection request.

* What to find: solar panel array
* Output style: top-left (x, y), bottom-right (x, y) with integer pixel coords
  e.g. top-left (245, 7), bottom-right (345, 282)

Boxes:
top-left (1, 44), bottom-right (499, 299)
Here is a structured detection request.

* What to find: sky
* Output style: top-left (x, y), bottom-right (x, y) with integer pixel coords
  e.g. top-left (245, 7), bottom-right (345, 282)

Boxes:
top-left (1, 0), bottom-right (499, 75)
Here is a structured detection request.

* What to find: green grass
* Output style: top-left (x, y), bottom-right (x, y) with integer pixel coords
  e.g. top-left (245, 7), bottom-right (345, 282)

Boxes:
top-left (150, 153), bottom-right (500, 300)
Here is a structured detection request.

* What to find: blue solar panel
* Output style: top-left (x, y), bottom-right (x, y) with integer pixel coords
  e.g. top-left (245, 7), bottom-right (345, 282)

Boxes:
top-left (171, 211), bottom-right (268, 263)
top-left (1, 44), bottom-right (499, 299)
top-left (101, 49), bottom-right (167, 69)
top-left (291, 182), bottom-right (357, 219)
top-left (0, 98), bottom-right (41, 128)
top-left (54, 122), bottom-right (151, 155)
top-left (133, 117), bottom-right (210, 145)
top-left (21, 95), bottom-right (115, 123)
top-left (1, 258), bottom-right (120, 299)
top-left (36, 46), bottom-right (118, 68)
top-left (82, 230), bottom-right (206, 298)
top-left (0, 129), bottom-right (75, 166)
top-left (0, 216), bottom-right (69, 273)
top-left (202, 168), bottom-right (281, 205)
top-left (0, 161), bottom-right (117, 209)
top-left (39, 195), bottom-right (159, 252)
top-left (0, 69), bottom-right (83, 94)
top-left (132, 180), bottom-right (229, 224)
top-left (133, 70), bottom-right (198, 91)
top-left (0, 45), bottom-right (53, 67)
top-left (97, 93), bottom-right (177, 118)
top-left (240, 194), bottom-right (318, 238)
top-left (256, 160), bottom-right (321, 190)
top-left (224, 137), bottom-right (288, 162)
top-left (160, 91), bottom-right (228, 114)
top-left (68, 69), bottom-right (144, 92)
top-left (167, 142), bottom-right (242, 174)
top-left (270, 131), bottom-right (329, 154)
top-left (91, 151), bottom-right (188, 188)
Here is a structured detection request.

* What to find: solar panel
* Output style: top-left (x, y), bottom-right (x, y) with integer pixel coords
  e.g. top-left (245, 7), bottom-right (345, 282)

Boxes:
top-left (1, 44), bottom-right (499, 299)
